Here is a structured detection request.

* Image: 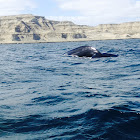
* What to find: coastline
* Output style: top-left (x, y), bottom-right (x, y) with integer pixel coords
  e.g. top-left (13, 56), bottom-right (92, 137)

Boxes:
top-left (0, 38), bottom-right (139, 45)
top-left (0, 14), bottom-right (140, 44)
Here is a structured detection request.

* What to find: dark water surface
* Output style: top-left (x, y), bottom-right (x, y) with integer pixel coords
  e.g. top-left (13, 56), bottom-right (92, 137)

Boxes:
top-left (0, 39), bottom-right (140, 140)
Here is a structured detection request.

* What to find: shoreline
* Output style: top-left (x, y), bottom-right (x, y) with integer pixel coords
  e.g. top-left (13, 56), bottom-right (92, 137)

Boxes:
top-left (0, 38), bottom-right (139, 45)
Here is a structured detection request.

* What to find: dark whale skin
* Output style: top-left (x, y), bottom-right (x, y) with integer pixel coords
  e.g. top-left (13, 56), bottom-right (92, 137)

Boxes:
top-left (66, 46), bottom-right (118, 58)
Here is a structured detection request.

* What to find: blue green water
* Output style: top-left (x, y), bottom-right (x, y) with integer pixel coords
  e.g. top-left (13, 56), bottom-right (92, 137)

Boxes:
top-left (0, 39), bottom-right (140, 139)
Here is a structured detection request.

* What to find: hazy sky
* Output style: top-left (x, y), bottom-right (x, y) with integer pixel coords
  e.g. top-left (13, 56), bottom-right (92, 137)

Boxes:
top-left (0, 0), bottom-right (140, 26)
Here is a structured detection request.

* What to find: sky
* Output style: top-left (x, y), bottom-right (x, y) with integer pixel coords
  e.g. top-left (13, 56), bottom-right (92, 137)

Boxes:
top-left (0, 0), bottom-right (140, 26)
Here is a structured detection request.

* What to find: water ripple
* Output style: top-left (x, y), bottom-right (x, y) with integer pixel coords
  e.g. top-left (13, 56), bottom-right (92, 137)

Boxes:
top-left (0, 39), bottom-right (140, 139)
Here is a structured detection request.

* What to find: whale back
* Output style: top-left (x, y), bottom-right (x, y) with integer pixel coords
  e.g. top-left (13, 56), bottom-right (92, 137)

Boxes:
top-left (67, 46), bottom-right (102, 57)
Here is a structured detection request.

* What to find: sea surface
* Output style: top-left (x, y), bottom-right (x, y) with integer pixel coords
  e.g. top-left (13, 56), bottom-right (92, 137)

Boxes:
top-left (0, 39), bottom-right (140, 140)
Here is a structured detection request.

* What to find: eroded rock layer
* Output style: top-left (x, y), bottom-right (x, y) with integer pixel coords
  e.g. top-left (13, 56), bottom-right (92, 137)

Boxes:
top-left (0, 14), bottom-right (140, 43)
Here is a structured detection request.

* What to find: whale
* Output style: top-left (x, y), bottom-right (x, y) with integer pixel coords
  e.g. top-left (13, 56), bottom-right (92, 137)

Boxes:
top-left (66, 46), bottom-right (118, 58)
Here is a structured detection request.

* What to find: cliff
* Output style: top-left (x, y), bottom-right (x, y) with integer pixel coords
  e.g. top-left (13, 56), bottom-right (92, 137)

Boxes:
top-left (0, 14), bottom-right (140, 44)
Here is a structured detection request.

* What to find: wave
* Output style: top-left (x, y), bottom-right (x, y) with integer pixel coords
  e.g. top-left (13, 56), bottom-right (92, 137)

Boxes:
top-left (0, 107), bottom-right (140, 140)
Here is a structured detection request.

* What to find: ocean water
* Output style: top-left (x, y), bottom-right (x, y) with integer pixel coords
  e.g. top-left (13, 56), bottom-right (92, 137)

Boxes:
top-left (0, 39), bottom-right (140, 140)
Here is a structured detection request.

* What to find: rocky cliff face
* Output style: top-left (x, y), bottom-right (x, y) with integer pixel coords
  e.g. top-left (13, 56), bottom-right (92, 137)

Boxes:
top-left (0, 14), bottom-right (140, 43)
